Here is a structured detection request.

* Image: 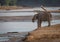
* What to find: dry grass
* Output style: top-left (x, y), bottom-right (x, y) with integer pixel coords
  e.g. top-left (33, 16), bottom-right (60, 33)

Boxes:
top-left (25, 24), bottom-right (60, 42)
top-left (0, 6), bottom-right (32, 10)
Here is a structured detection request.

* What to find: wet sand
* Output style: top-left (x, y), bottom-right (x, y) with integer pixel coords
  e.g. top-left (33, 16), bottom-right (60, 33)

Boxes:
top-left (0, 32), bottom-right (28, 42)
top-left (0, 16), bottom-right (60, 22)
top-left (24, 24), bottom-right (60, 42)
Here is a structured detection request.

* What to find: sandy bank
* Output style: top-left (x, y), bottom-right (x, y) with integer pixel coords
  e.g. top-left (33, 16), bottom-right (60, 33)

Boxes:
top-left (0, 6), bottom-right (31, 10)
top-left (24, 24), bottom-right (60, 42)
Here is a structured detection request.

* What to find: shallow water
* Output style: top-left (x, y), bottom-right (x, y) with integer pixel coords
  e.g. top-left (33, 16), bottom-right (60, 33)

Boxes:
top-left (0, 37), bottom-right (10, 41)
top-left (0, 20), bottom-right (60, 33)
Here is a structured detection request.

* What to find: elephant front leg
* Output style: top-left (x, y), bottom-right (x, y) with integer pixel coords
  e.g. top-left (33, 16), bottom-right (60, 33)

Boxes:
top-left (37, 20), bottom-right (42, 28)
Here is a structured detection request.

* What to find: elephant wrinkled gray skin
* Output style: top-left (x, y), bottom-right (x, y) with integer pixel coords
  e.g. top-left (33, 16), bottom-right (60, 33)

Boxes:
top-left (32, 11), bottom-right (52, 28)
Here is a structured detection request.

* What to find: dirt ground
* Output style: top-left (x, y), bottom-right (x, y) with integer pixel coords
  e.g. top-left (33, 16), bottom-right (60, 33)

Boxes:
top-left (24, 24), bottom-right (60, 42)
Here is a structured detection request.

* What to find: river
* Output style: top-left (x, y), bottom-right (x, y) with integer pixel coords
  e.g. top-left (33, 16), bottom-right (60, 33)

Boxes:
top-left (0, 7), bottom-right (60, 33)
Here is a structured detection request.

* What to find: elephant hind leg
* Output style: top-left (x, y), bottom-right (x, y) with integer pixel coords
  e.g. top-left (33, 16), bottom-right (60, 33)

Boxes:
top-left (37, 20), bottom-right (42, 28)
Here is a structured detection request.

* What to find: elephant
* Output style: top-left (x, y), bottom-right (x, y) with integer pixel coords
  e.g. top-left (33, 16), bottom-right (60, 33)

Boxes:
top-left (32, 11), bottom-right (52, 28)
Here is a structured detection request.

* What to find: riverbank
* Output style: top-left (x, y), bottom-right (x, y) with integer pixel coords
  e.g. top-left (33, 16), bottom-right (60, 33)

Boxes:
top-left (0, 6), bottom-right (31, 10)
top-left (0, 6), bottom-right (60, 13)
top-left (24, 24), bottom-right (60, 42)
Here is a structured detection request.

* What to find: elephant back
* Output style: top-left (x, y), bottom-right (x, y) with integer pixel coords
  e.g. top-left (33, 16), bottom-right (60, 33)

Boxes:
top-left (37, 11), bottom-right (52, 21)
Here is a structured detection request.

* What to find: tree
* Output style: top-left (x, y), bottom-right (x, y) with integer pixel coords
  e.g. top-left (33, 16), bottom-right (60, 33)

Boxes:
top-left (13, 0), bottom-right (17, 6)
top-left (5, 0), bottom-right (11, 6)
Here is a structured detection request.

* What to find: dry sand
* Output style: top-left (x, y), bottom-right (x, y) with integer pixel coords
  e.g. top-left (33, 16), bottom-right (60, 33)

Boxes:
top-left (24, 24), bottom-right (60, 42)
